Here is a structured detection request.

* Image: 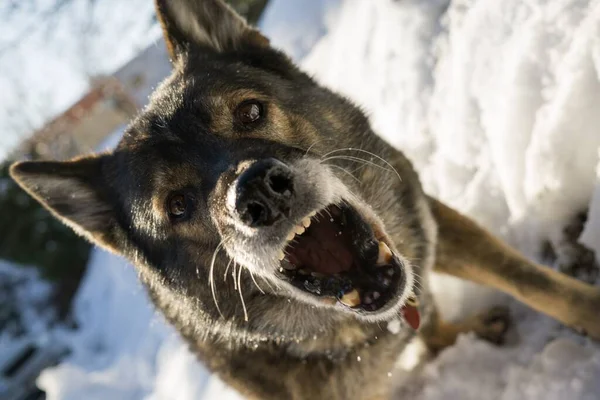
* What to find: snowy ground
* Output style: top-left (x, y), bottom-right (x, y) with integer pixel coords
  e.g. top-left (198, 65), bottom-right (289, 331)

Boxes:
top-left (0, 261), bottom-right (56, 344)
top-left (26, 0), bottom-right (600, 398)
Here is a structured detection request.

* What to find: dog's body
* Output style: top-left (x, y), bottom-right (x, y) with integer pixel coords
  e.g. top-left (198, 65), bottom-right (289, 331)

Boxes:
top-left (10, 1), bottom-right (600, 399)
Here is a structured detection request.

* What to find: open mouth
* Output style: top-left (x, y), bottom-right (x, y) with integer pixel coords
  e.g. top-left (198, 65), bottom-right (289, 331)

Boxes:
top-left (277, 203), bottom-right (418, 326)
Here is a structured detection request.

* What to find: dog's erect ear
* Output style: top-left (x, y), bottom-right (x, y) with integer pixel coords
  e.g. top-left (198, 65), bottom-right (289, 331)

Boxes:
top-left (9, 155), bottom-right (121, 253)
top-left (155, 0), bottom-right (270, 60)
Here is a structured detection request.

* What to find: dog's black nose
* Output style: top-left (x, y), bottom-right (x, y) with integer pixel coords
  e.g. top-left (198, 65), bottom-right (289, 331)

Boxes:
top-left (235, 159), bottom-right (294, 227)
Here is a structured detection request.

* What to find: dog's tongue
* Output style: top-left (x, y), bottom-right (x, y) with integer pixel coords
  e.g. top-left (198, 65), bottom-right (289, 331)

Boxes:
top-left (401, 304), bottom-right (420, 330)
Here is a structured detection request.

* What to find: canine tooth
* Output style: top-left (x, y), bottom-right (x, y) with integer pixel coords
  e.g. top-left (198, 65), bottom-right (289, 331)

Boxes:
top-left (340, 289), bottom-right (361, 307)
top-left (294, 225), bottom-right (306, 235)
top-left (282, 260), bottom-right (296, 270)
top-left (405, 295), bottom-right (419, 307)
top-left (278, 250), bottom-right (285, 261)
top-left (286, 231), bottom-right (296, 241)
top-left (377, 242), bottom-right (393, 265)
top-left (302, 217), bottom-right (311, 228)
top-left (321, 297), bottom-right (337, 305)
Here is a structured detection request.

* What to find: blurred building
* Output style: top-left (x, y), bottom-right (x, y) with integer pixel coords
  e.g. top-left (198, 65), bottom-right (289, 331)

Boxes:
top-left (11, 0), bottom-right (272, 162)
top-left (113, 41), bottom-right (172, 110)
top-left (15, 77), bottom-right (137, 161)
top-left (13, 40), bottom-right (172, 162)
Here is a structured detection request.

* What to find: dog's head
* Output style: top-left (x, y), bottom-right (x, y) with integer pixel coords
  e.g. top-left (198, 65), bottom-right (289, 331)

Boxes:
top-left (10, 0), bottom-right (417, 340)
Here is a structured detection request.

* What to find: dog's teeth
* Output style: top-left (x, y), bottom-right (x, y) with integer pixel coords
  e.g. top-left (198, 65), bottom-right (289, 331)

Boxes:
top-left (405, 295), bottom-right (419, 307)
top-left (301, 217), bottom-right (311, 228)
top-left (340, 289), bottom-right (361, 307)
top-left (377, 242), bottom-right (393, 265)
top-left (308, 210), bottom-right (317, 217)
top-left (294, 225), bottom-right (306, 235)
top-left (321, 296), bottom-right (337, 305)
top-left (286, 231), bottom-right (296, 241)
top-left (282, 259), bottom-right (296, 270)
top-left (278, 250), bottom-right (285, 261)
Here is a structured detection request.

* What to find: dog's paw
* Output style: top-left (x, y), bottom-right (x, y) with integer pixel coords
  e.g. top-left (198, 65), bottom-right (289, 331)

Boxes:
top-left (544, 210), bottom-right (599, 284)
top-left (471, 306), bottom-right (511, 345)
top-left (556, 242), bottom-right (599, 284)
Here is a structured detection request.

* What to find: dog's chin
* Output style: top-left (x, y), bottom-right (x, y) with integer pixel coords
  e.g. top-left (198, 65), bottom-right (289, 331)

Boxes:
top-left (273, 201), bottom-right (414, 323)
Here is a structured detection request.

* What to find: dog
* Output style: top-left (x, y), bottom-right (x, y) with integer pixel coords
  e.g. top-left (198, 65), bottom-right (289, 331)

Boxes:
top-left (10, 0), bottom-right (600, 398)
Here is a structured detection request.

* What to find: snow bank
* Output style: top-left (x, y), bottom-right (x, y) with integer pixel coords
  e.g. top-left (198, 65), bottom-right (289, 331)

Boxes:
top-left (258, 0), bottom-right (341, 62)
top-left (37, 245), bottom-right (230, 399)
top-left (303, 0), bottom-right (600, 398)
top-left (0, 261), bottom-right (55, 343)
top-left (39, 0), bottom-right (600, 399)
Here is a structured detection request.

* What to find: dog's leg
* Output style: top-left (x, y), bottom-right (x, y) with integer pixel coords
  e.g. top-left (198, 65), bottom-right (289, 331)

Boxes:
top-left (420, 306), bottom-right (511, 353)
top-left (428, 196), bottom-right (600, 340)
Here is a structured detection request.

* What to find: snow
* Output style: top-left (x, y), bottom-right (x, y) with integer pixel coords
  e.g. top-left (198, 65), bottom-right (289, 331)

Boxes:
top-left (37, 249), bottom-right (216, 399)
top-left (22, 0), bottom-right (600, 399)
top-left (0, 0), bottom-right (161, 161)
top-left (0, 261), bottom-right (55, 344)
top-left (258, 0), bottom-right (342, 61)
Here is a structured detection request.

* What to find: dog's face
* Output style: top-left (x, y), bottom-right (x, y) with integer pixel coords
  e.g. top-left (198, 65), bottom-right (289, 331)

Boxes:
top-left (10, 0), bottom-right (416, 339)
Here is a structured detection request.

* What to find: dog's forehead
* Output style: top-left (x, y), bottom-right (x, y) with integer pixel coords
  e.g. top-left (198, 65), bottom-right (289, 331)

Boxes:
top-left (124, 60), bottom-right (282, 144)
top-left (154, 57), bottom-right (283, 106)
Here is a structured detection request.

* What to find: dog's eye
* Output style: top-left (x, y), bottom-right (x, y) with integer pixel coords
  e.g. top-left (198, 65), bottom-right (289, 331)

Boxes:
top-left (235, 100), bottom-right (263, 125)
top-left (167, 193), bottom-right (189, 219)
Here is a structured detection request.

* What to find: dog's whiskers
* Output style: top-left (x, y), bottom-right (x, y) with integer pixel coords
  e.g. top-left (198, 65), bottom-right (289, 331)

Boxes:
top-left (304, 137), bottom-right (334, 157)
top-left (232, 261), bottom-right (238, 291)
top-left (321, 155), bottom-right (394, 174)
top-left (320, 147), bottom-right (403, 184)
top-left (209, 239), bottom-right (226, 318)
top-left (325, 164), bottom-right (361, 184)
top-left (224, 257), bottom-right (233, 282)
top-left (238, 264), bottom-right (249, 322)
top-left (250, 270), bottom-right (266, 295)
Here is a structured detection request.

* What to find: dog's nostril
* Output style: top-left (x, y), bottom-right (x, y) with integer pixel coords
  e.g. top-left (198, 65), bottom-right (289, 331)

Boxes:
top-left (267, 172), bottom-right (293, 196)
top-left (235, 159), bottom-right (293, 227)
top-left (244, 201), bottom-right (267, 226)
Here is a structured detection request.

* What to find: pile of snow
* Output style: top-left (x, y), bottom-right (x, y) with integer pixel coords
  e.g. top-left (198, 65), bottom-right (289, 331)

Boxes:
top-left (35, 0), bottom-right (600, 399)
top-left (0, 261), bottom-right (56, 342)
top-left (258, 0), bottom-right (341, 61)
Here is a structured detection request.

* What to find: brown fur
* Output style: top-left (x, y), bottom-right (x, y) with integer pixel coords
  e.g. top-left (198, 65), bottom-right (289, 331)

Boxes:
top-left (429, 198), bottom-right (600, 338)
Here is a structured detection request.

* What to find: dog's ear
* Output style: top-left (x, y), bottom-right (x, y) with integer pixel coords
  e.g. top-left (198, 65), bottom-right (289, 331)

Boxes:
top-left (9, 155), bottom-right (121, 253)
top-left (155, 0), bottom-right (269, 60)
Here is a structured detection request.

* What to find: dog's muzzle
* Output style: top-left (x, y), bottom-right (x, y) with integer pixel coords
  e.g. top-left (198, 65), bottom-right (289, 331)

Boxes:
top-left (234, 158), bottom-right (295, 227)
